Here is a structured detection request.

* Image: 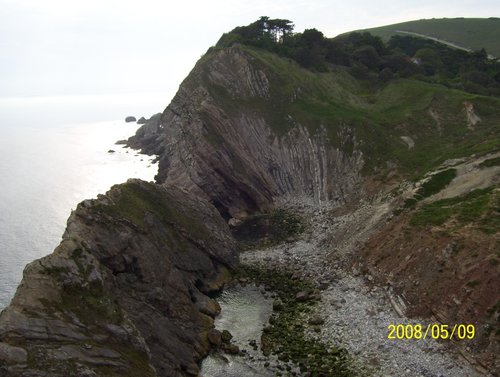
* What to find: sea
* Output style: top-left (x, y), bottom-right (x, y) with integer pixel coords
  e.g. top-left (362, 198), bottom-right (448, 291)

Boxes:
top-left (0, 93), bottom-right (170, 310)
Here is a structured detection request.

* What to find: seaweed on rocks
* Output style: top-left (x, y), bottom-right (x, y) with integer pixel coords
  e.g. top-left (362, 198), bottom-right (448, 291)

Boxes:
top-left (235, 264), bottom-right (360, 377)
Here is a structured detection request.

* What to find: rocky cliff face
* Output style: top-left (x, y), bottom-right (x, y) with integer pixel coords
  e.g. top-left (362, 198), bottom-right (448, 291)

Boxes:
top-left (0, 180), bottom-right (237, 377)
top-left (2, 31), bottom-right (499, 377)
top-left (129, 46), bottom-right (363, 220)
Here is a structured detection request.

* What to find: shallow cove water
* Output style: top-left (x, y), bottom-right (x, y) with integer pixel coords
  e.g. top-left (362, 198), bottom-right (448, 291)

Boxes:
top-left (201, 284), bottom-right (274, 377)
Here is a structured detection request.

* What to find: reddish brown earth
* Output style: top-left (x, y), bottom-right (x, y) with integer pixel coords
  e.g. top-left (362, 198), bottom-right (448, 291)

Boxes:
top-left (361, 212), bottom-right (500, 372)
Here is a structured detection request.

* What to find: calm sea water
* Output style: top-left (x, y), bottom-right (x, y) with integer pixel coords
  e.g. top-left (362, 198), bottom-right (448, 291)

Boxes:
top-left (201, 285), bottom-right (274, 377)
top-left (0, 93), bottom-right (169, 309)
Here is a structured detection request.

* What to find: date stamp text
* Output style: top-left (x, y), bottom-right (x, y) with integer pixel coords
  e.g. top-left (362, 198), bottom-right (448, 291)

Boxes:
top-left (387, 324), bottom-right (475, 340)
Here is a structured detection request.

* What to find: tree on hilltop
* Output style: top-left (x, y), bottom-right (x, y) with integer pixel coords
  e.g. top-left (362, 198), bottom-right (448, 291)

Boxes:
top-left (220, 16), bottom-right (294, 46)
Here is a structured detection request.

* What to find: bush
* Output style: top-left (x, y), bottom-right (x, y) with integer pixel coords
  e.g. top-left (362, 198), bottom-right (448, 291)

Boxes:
top-left (415, 168), bottom-right (457, 199)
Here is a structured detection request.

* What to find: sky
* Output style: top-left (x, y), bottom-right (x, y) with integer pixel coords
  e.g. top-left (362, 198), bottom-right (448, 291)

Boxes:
top-left (1, 0), bottom-right (499, 102)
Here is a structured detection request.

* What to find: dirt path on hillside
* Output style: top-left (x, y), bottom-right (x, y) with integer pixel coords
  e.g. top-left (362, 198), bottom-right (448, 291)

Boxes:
top-left (396, 30), bottom-right (473, 53)
top-left (241, 198), bottom-right (487, 377)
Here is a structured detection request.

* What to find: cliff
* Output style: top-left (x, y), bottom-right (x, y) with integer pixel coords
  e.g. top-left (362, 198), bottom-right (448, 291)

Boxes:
top-left (0, 180), bottom-right (237, 376)
top-left (128, 46), bottom-right (364, 220)
top-left (1, 19), bottom-right (500, 376)
top-left (129, 43), bottom-right (500, 221)
top-left (127, 39), bottom-right (500, 372)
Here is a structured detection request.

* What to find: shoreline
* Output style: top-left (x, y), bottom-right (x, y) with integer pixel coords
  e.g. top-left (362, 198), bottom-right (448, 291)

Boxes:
top-left (237, 198), bottom-right (485, 376)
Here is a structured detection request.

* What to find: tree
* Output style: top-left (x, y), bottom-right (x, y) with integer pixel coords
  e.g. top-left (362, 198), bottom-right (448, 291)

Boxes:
top-left (301, 28), bottom-right (325, 47)
top-left (266, 18), bottom-right (294, 42)
top-left (353, 45), bottom-right (381, 70)
top-left (235, 16), bottom-right (294, 43)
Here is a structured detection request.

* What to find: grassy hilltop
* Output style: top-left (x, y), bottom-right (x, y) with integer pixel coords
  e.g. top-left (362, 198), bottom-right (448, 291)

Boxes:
top-left (355, 17), bottom-right (500, 57)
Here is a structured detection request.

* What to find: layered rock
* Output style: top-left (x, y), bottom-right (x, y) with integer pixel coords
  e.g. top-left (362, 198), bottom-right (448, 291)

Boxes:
top-left (0, 180), bottom-right (237, 377)
top-left (129, 46), bottom-right (363, 220)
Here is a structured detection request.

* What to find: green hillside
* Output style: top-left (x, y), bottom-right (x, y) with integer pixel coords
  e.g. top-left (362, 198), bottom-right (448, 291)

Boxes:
top-left (207, 44), bottom-right (500, 177)
top-left (215, 17), bottom-right (500, 176)
top-left (356, 18), bottom-right (500, 58)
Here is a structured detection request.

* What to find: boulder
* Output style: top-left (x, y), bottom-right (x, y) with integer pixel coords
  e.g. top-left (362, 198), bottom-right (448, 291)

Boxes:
top-left (308, 316), bottom-right (325, 326)
top-left (223, 344), bottom-right (240, 355)
top-left (207, 329), bottom-right (222, 346)
top-left (221, 330), bottom-right (233, 343)
top-left (296, 291), bottom-right (309, 302)
top-left (137, 117), bottom-right (147, 124)
top-left (0, 342), bottom-right (27, 365)
top-left (125, 116), bottom-right (136, 122)
top-left (318, 280), bottom-right (330, 290)
top-left (228, 218), bottom-right (243, 227)
top-left (198, 297), bottom-right (221, 318)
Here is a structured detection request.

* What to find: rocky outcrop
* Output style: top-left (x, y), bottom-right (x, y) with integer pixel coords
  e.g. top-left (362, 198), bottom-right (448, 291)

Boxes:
top-left (0, 180), bottom-right (237, 377)
top-left (463, 100), bottom-right (481, 129)
top-left (125, 116), bottom-right (136, 123)
top-left (129, 46), bottom-right (363, 220)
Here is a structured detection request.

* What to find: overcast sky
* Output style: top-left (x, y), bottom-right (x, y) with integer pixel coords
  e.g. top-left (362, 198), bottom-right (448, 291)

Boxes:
top-left (1, 0), bottom-right (499, 100)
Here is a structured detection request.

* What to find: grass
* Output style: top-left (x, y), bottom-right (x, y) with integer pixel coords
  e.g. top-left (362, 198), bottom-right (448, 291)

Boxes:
top-left (56, 281), bottom-right (124, 326)
top-left (42, 265), bottom-right (70, 279)
top-left (357, 18), bottom-right (500, 57)
top-left (416, 168), bottom-right (457, 198)
top-left (410, 186), bottom-right (500, 232)
top-left (404, 168), bottom-right (457, 208)
top-left (91, 181), bottom-right (212, 246)
top-left (198, 44), bottom-right (500, 178)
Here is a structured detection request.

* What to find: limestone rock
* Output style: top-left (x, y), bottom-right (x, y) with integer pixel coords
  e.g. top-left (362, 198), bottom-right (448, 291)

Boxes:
top-left (128, 46), bottom-right (363, 218)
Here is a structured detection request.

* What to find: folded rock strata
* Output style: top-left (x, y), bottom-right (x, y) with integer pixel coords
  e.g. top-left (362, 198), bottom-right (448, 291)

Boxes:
top-left (129, 46), bottom-right (363, 219)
